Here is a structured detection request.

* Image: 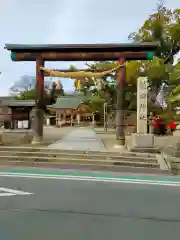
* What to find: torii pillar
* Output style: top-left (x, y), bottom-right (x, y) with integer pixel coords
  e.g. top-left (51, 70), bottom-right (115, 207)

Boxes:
top-left (115, 57), bottom-right (126, 148)
top-left (32, 58), bottom-right (44, 144)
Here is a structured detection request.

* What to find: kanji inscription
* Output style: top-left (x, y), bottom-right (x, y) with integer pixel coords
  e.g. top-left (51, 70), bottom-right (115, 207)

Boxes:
top-left (137, 77), bottom-right (148, 133)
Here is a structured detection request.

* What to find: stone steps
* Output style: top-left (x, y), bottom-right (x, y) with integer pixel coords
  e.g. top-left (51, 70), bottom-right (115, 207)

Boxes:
top-left (0, 146), bottom-right (158, 157)
top-left (0, 146), bottom-right (163, 173)
top-left (0, 155), bottom-right (158, 168)
top-left (0, 150), bottom-right (157, 163)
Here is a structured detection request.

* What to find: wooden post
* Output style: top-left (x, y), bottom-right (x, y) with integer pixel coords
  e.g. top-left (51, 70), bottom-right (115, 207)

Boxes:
top-left (115, 58), bottom-right (126, 147)
top-left (32, 58), bottom-right (44, 143)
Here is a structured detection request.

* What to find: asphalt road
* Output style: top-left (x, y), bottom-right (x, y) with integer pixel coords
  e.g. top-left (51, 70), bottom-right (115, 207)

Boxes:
top-left (0, 171), bottom-right (180, 240)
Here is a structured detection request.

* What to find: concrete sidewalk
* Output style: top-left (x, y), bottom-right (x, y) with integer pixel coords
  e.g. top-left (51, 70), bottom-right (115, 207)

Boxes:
top-left (48, 127), bottom-right (107, 152)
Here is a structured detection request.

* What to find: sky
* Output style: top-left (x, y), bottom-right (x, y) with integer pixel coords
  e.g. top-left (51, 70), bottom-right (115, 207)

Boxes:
top-left (0, 0), bottom-right (179, 96)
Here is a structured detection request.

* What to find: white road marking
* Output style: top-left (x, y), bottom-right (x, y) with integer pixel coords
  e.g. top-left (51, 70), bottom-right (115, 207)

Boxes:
top-left (0, 172), bottom-right (180, 187)
top-left (0, 187), bottom-right (33, 197)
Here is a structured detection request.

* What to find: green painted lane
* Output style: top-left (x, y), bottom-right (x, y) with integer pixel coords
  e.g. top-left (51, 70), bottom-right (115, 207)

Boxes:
top-left (0, 168), bottom-right (178, 182)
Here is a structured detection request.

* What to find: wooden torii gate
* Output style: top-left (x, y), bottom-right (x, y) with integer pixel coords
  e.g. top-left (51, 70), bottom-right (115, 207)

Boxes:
top-left (5, 43), bottom-right (159, 146)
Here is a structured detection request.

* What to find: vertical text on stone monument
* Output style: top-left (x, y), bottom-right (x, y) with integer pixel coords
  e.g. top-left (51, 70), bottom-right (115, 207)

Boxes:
top-left (137, 77), bottom-right (148, 133)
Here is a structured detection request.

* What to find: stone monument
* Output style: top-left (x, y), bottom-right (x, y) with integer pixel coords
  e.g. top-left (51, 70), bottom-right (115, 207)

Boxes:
top-left (137, 76), bottom-right (148, 134)
top-left (129, 77), bottom-right (158, 153)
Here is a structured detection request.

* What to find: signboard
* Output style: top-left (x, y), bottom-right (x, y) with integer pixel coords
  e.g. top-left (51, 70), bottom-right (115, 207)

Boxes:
top-left (137, 77), bottom-right (148, 134)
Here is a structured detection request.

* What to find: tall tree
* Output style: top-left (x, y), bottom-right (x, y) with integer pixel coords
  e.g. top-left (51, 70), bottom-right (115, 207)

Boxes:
top-left (10, 75), bottom-right (52, 97)
top-left (128, 1), bottom-right (180, 114)
top-left (10, 75), bottom-right (36, 96)
top-left (10, 75), bottom-right (65, 109)
top-left (128, 1), bottom-right (180, 62)
top-left (49, 80), bottom-right (65, 104)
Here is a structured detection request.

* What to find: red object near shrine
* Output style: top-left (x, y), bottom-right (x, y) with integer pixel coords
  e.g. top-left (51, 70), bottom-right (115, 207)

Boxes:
top-left (152, 118), bottom-right (159, 128)
top-left (167, 121), bottom-right (176, 130)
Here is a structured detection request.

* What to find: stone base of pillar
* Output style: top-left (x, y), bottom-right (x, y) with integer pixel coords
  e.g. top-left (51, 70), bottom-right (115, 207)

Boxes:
top-left (128, 133), bottom-right (159, 153)
top-left (31, 135), bottom-right (42, 144)
top-left (113, 137), bottom-right (126, 150)
top-left (114, 137), bottom-right (126, 145)
top-left (113, 144), bottom-right (126, 150)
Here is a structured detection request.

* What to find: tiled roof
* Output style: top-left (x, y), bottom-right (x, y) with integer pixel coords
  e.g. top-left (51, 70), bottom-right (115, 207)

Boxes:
top-left (47, 97), bottom-right (83, 109)
top-left (0, 98), bottom-right (35, 107)
top-left (47, 94), bottom-right (105, 110)
top-left (7, 100), bottom-right (35, 107)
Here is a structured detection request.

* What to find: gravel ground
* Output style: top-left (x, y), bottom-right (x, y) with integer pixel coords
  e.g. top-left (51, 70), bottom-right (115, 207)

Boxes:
top-left (0, 126), bottom-right (74, 146)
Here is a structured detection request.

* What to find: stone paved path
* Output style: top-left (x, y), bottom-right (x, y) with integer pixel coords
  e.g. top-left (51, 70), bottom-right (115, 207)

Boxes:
top-left (48, 127), bottom-right (107, 152)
